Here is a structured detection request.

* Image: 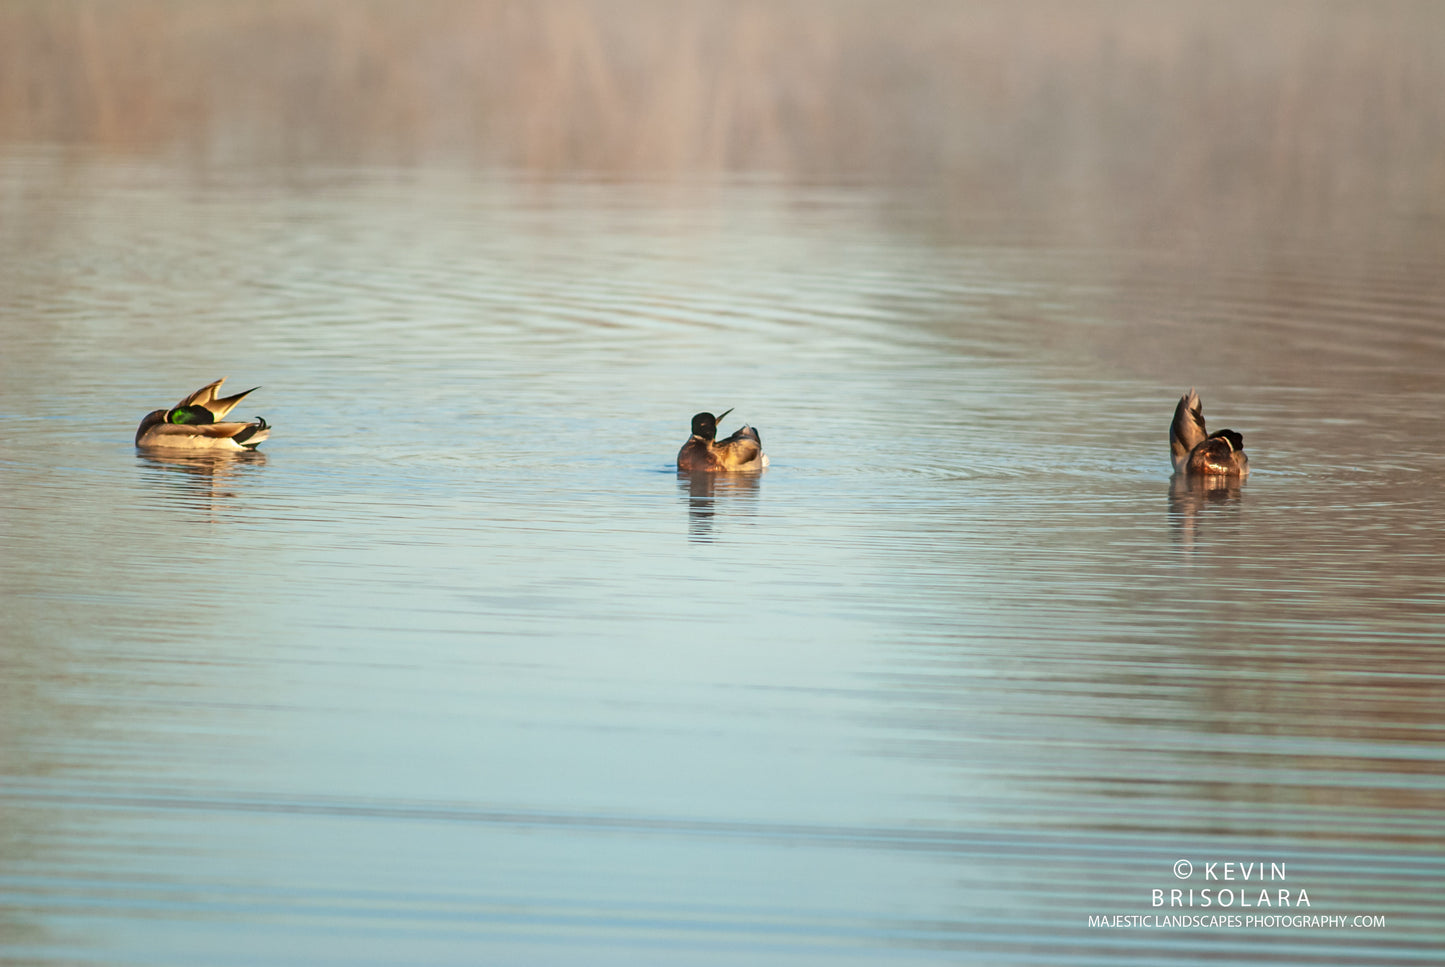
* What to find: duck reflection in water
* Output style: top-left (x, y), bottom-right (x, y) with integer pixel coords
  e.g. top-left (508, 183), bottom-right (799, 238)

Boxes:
top-left (677, 469), bottom-right (763, 542)
top-left (138, 449), bottom-right (267, 521)
top-left (1169, 472), bottom-right (1244, 549)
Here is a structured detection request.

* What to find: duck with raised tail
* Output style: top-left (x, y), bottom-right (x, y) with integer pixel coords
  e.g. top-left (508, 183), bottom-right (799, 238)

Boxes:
top-left (1170, 388), bottom-right (1248, 477)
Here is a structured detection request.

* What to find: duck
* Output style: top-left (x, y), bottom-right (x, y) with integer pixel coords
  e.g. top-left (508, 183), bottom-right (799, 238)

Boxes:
top-left (677, 409), bottom-right (769, 472)
top-left (135, 378), bottom-right (271, 450)
top-left (1170, 388), bottom-right (1248, 476)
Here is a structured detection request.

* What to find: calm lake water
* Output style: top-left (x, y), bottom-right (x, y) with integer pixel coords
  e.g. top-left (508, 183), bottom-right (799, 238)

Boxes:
top-left (1, 145), bottom-right (1443, 966)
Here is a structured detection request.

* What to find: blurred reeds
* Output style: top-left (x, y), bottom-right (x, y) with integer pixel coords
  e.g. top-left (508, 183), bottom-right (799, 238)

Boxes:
top-left (2, 0), bottom-right (1443, 220)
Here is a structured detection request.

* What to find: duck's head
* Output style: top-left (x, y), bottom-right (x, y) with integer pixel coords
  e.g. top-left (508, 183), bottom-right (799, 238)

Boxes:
top-left (691, 408), bottom-right (732, 441)
top-left (135, 404), bottom-right (217, 445)
top-left (1209, 428), bottom-right (1244, 452)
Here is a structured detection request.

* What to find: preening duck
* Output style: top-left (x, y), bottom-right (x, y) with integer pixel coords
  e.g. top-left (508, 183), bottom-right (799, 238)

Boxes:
top-left (677, 409), bottom-right (768, 472)
top-left (1170, 388), bottom-right (1248, 477)
top-left (136, 378), bottom-right (271, 451)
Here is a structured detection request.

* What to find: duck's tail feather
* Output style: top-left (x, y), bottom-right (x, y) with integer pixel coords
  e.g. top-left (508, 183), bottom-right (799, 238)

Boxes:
top-left (209, 386), bottom-right (260, 420)
top-left (231, 416), bottom-right (270, 449)
top-left (1170, 388), bottom-right (1207, 472)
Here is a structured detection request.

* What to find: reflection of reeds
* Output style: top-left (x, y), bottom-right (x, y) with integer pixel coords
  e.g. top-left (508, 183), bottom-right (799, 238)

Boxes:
top-left (3, 1), bottom-right (1443, 203)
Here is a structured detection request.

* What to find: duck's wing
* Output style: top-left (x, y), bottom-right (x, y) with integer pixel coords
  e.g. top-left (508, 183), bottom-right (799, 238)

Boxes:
top-left (679, 424), bottom-right (766, 471)
top-left (717, 425), bottom-right (765, 470)
top-left (174, 378), bottom-right (260, 421)
top-left (1170, 389), bottom-right (1207, 472)
top-left (721, 424), bottom-right (762, 446)
top-left (140, 418), bottom-right (270, 450)
top-left (173, 379), bottom-right (224, 410)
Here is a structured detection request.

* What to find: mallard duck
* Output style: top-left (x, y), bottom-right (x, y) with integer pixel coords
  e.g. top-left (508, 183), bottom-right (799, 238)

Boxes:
top-left (676, 409), bottom-right (768, 472)
top-left (1170, 388), bottom-right (1248, 476)
top-left (135, 378), bottom-right (271, 450)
